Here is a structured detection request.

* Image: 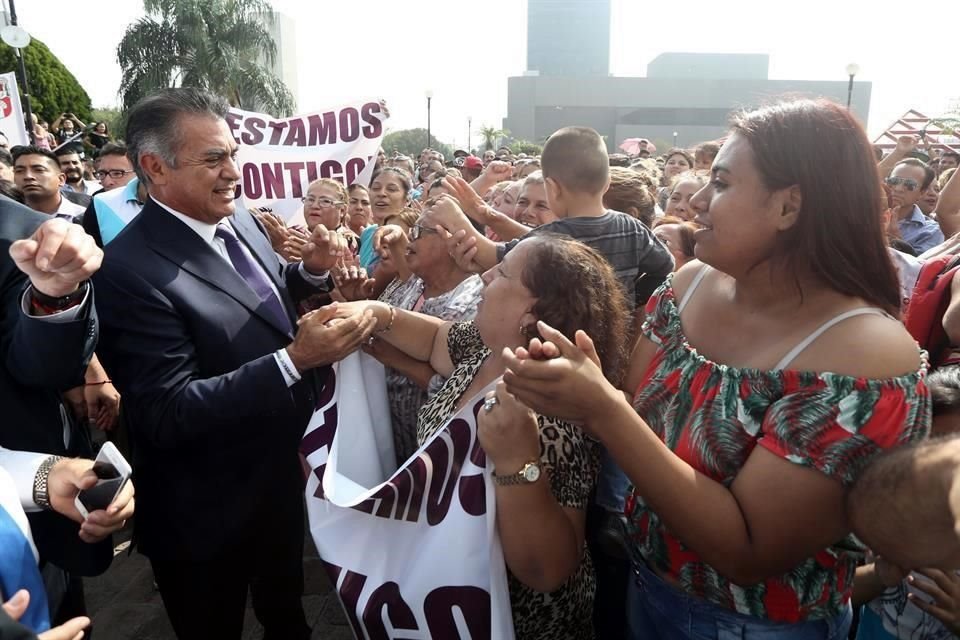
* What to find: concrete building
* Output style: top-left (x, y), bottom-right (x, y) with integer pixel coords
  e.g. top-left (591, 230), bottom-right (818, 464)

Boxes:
top-left (504, 52), bottom-right (872, 151)
top-left (259, 11), bottom-right (299, 111)
top-left (527, 0), bottom-right (610, 77)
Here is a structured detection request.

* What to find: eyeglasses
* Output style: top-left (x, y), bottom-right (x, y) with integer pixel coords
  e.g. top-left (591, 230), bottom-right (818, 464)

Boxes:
top-left (885, 176), bottom-right (920, 192)
top-left (409, 224), bottom-right (439, 240)
top-left (94, 169), bottom-right (135, 180)
top-left (302, 196), bottom-right (343, 208)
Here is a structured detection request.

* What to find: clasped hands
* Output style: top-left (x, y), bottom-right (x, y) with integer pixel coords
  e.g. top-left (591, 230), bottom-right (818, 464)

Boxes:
top-left (286, 302), bottom-right (379, 371)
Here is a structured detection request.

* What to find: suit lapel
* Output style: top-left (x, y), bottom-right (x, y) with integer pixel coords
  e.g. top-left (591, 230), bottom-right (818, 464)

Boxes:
top-left (140, 201), bottom-right (294, 338)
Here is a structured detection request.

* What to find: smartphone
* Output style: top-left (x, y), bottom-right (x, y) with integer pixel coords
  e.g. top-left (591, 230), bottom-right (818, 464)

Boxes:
top-left (74, 442), bottom-right (132, 519)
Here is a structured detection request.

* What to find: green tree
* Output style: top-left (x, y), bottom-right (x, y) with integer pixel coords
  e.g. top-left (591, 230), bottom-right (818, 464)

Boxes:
top-left (382, 128), bottom-right (453, 160)
top-left (509, 140), bottom-right (543, 156)
top-left (118, 0), bottom-right (295, 116)
top-left (90, 107), bottom-right (124, 138)
top-left (0, 39), bottom-right (92, 125)
top-left (477, 126), bottom-right (508, 151)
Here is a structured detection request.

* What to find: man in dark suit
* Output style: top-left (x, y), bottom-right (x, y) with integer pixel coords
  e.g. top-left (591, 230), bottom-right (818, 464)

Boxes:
top-left (92, 88), bottom-right (378, 639)
top-left (1, 195), bottom-right (131, 633)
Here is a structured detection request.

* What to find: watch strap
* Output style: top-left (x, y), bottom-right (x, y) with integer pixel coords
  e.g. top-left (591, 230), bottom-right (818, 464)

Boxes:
top-left (492, 461), bottom-right (540, 486)
top-left (33, 455), bottom-right (65, 510)
top-left (30, 282), bottom-right (88, 314)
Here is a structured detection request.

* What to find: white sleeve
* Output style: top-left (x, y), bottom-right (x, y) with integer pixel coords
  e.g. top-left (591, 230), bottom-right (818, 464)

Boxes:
top-left (20, 284), bottom-right (92, 323)
top-left (0, 447), bottom-right (53, 511)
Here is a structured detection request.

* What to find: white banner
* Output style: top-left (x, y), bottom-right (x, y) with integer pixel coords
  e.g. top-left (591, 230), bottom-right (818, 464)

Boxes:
top-left (226, 100), bottom-right (387, 222)
top-left (301, 353), bottom-right (515, 640)
top-left (0, 72), bottom-right (29, 147)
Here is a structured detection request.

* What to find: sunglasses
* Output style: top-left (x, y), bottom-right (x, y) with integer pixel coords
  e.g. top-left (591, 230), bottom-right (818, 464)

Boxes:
top-left (885, 176), bottom-right (919, 192)
top-left (409, 224), bottom-right (439, 240)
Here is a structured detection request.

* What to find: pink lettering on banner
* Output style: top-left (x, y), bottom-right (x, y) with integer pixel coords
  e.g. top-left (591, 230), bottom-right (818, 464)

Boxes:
top-left (323, 561), bottom-right (493, 639)
top-left (237, 158), bottom-right (369, 200)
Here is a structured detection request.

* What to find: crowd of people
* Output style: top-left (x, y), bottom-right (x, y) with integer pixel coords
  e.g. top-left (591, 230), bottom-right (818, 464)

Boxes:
top-left (2, 86), bottom-right (960, 640)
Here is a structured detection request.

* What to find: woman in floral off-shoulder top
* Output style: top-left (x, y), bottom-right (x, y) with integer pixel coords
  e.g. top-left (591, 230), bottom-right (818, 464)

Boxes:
top-left (500, 99), bottom-right (931, 639)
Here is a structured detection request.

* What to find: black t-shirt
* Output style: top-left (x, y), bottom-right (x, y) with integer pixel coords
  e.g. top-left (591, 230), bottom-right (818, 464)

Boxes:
top-left (499, 210), bottom-right (674, 310)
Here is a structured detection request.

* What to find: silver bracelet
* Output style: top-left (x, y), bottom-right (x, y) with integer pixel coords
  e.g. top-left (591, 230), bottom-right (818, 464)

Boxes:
top-left (32, 455), bottom-right (64, 510)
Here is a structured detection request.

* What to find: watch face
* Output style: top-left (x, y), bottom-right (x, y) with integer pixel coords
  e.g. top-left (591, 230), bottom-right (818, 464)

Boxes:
top-left (523, 464), bottom-right (541, 483)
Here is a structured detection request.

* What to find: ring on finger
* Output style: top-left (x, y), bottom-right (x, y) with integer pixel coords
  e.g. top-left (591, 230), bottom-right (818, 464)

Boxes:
top-left (483, 395), bottom-right (499, 413)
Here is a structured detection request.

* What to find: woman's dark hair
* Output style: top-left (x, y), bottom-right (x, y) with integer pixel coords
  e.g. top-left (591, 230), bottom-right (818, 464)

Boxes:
top-left (348, 183), bottom-right (369, 196)
top-left (371, 167), bottom-right (411, 197)
top-left (652, 216), bottom-right (697, 259)
top-left (731, 99), bottom-right (901, 316)
top-left (604, 167), bottom-right (656, 227)
top-left (519, 235), bottom-right (631, 386)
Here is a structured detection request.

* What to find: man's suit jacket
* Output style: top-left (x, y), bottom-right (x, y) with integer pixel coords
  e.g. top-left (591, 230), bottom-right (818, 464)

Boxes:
top-left (0, 196), bottom-right (108, 576)
top-left (0, 196), bottom-right (96, 454)
top-left (93, 199), bottom-right (330, 562)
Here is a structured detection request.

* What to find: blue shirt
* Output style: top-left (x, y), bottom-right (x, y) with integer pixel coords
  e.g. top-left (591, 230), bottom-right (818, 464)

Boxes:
top-left (898, 205), bottom-right (944, 254)
top-left (93, 178), bottom-right (144, 245)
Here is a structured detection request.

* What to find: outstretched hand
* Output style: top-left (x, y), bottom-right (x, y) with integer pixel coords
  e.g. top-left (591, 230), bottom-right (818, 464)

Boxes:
top-left (502, 321), bottom-right (611, 426)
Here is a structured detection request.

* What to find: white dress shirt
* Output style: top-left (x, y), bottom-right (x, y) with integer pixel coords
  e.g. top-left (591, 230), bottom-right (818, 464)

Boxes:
top-left (153, 199), bottom-right (329, 386)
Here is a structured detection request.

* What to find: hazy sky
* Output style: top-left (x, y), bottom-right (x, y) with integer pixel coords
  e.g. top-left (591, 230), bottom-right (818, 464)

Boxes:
top-left (15, 0), bottom-right (959, 147)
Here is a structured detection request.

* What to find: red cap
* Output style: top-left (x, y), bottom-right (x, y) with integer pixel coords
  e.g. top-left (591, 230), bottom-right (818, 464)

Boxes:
top-left (464, 156), bottom-right (484, 170)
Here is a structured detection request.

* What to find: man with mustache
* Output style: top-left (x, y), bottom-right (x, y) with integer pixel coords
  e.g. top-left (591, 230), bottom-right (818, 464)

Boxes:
top-left (53, 150), bottom-right (99, 197)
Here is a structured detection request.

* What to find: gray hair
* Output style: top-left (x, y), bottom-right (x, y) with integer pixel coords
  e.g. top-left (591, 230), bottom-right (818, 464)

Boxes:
top-left (522, 170), bottom-right (545, 188)
top-left (125, 88), bottom-right (230, 184)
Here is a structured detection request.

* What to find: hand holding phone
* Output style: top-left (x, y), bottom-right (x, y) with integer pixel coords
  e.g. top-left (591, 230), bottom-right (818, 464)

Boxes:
top-left (74, 442), bottom-right (132, 519)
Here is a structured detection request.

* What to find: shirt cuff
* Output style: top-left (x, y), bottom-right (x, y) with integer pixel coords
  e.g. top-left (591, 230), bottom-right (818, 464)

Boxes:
top-left (20, 284), bottom-right (91, 323)
top-left (0, 449), bottom-right (53, 511)
top-left (298, 263), bottom-right (331, 286)
top-left (274, 349), bottom-right (302, 387)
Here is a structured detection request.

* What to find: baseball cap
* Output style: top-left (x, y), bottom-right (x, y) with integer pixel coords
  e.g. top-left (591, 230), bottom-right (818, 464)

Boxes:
top-left (453, 149), bottom-right (469, 158)
top-left (464, 156), bottom-right (483, 170)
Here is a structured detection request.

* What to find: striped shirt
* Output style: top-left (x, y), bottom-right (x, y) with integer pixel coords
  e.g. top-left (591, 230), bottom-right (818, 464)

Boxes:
top-left (499, 210), bottom-right (674, 310)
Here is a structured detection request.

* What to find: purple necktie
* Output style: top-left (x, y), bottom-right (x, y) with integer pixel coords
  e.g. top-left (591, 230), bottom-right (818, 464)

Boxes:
top-left (215, 223), bottom-right (291, 332)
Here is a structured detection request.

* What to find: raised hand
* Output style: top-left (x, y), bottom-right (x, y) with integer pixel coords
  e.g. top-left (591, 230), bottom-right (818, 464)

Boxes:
top-left (478, 380), bottom-right (540, 473)
top-left (334, 263), bottom-right (376, 301)
top-left (300, 224), bottom-right (347, 275)
top-left (896, 135), bottom-right (918, 156)
top-left (502, 321), bottom-right (612, 426)
top-left (444, 177), bottom-right (494, 226)
top-left (253, 209), bottom-right (290, 254)
top-left (425, 194), bottom-right (476, 236)
top-left (436, 227), bottom-right (484, 274)
top-left (47, 457), bottom-right (135, 542)
top-left (373, 224), bottom-right (409, 258)
top-left (9, 219), bottom-right (102, 297)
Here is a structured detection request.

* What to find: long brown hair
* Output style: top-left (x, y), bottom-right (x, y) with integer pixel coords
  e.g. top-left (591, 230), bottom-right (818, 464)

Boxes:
top-left (520, 236), bottom-right (631, 386)
top-left (732, 99), bottom-right (901, 316)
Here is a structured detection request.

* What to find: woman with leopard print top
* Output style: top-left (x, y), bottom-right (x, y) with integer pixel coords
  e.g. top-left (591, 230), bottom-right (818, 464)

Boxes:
top-left (331, 234), bottom-right (631, 638)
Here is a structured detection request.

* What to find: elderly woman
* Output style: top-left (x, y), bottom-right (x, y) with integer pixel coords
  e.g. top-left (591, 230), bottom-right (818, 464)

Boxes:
top-left (366, 205), bottom-right (484, 462)
top-left (501, 99), bottom-right (930, 639)
top-left (335, 234), bottom-right (629, 639)
top-left (515, 171), bottom-right (557, 228)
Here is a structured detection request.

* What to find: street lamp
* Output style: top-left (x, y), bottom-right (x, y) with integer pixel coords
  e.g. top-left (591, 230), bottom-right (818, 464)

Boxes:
top-left (425, 89), bottom-right (433, 152)
top-left (467, 115), bottom-right (472, 153)
top-left (673, 131), bottom-right (678, 147)
top-left (845, 63), bottom-right (860, 110)
top-left (2, 0), bottom-right (36, 144)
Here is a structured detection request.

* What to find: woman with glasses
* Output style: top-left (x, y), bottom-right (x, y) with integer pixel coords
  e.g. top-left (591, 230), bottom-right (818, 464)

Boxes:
top-left (368, 204), bottom-right (483, 464)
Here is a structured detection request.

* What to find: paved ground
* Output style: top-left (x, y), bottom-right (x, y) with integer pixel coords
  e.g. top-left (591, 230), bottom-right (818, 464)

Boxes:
top-left (84, 531), bottom-right (353, 640)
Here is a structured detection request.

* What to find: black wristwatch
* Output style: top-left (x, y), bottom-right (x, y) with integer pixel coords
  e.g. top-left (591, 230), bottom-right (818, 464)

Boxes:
top-left (30, 281), bottom-right (89, 312)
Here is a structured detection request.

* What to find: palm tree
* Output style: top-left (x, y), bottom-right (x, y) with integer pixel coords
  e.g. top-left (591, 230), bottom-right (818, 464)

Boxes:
top-left (477, 126), bottom-right (509, 151)
top-left (117, 0), bottom-right (295, 116)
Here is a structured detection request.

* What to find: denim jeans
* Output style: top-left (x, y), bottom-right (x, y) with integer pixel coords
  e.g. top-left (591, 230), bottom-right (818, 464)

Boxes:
top-left (595, 446), bottom-right (632, 511)
top-left (627, 564), bottom-right (853, 640)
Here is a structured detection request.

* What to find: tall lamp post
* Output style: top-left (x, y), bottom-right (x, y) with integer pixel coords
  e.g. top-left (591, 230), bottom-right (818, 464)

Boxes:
top-left (467, 115), bottom-right (472, 153)
top-left (673, 131), bottom-right (678, 147)
top-left (845, 63), bottom-right (860, 110)
top-left (425, 89), bottom-right (433, 152)
top-left (3, 0), bottom-right (36, 144)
